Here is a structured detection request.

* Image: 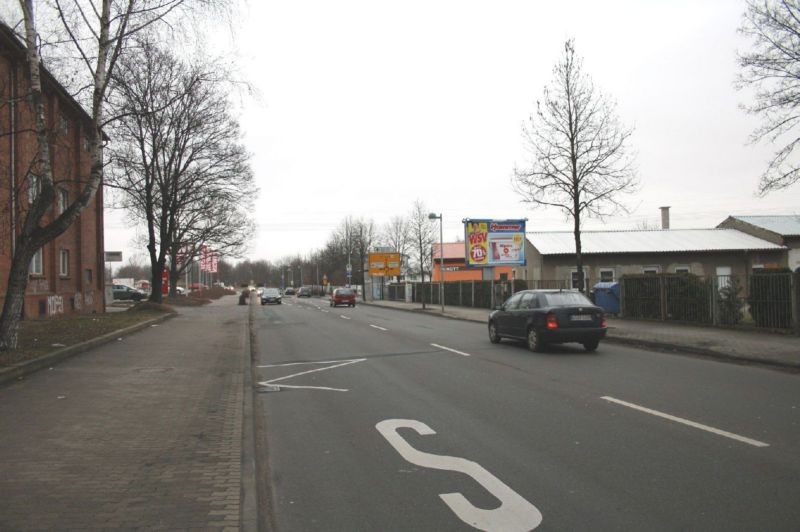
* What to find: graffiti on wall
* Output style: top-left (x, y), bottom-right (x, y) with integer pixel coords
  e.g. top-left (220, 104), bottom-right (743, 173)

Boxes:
top-left (47, 295), bottom-right (64, 316)
top-left (74, 292), bottom-right (83, 311)
top-left (84, 291), bottom-right (94, 307)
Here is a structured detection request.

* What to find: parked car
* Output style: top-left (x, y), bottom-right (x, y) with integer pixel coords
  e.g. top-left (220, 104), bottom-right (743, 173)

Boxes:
top-left (488, 289), bottom-right (607, 352)
top-left (283, 287), bottom-right (296, 296)
top-left (112, 284), bottom-right (146, 301)
top-left (297, 286), bottom-right (311, 297)
top-left (330, 287), bottom-right (356, 307)
top-left (261, 287), bottom-right (282, 305)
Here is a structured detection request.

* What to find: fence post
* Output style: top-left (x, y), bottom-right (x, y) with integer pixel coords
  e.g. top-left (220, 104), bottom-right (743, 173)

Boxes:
top-left (459, 282), bottom-right (463, 307)
top-left (471, 280), bottom-right (475, 308)
top-left (659, 275), bottom-right (667, 321)
top-left (792, 272), bottom-right (799, 335)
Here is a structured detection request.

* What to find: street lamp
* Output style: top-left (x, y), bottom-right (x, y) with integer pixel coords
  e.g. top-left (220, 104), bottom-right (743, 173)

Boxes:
top-left (428, 212), bottom-right (444, 313)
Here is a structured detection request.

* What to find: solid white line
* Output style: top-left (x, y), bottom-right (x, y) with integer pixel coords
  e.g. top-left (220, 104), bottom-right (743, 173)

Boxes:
top-left (601, 396), bottom-right (769, 448)
top-left (258, 359), bottom-right (363, 368)
top-left (431, 343), bottom-right (471, 357)
top-left (262, 358), bottom-right (366, 384)
top-left (259, 383), bottom-right (349, 392)
top-left (370, 324), bottom-right (388, 331)
top-left (340, 315), bottom-right (351, 320)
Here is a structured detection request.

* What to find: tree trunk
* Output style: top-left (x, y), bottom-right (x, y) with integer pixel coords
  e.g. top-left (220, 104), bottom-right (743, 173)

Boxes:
top-left (0, 243), bottom-right (39, 353)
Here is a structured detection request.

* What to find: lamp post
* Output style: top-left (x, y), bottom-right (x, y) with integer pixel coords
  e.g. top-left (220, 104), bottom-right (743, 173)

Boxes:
top-left (428, 212), bottom-right (444, 313)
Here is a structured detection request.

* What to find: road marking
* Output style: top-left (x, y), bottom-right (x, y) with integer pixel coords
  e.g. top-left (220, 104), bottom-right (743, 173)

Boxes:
top-left (370, 324), bottom-right (388, 331)
top-left (321, 310), bottom-right (330, 313)
top-left (257, 358), bottom-right (366, 392)
top-left (431, 343), bottom-right (471, 357)
top-left (377, 419), bottom-right (542, 531)
top-left (601, 396), bottom-right (770, 448)
top-left (340, 315), bottom-right (351, 320)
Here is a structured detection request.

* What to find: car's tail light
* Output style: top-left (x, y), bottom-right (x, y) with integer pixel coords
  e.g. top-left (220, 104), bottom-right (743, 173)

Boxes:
top-left (600, 314), bottom-right (608, 328)
top-left (546, 312), bottom-right (558, 329)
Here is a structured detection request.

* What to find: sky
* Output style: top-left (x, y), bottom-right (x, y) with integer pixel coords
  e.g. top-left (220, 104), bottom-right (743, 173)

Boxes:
top-left (103, 0), bottom-right (800, 265)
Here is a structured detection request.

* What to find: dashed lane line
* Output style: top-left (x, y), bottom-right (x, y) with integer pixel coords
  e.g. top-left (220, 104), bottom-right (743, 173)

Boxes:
top-left (430, 343), bottom-right (472, 357)
top-left (370, 324), bottom-right (388, 331)
top-left (601, 396), bottom-right (770, 448)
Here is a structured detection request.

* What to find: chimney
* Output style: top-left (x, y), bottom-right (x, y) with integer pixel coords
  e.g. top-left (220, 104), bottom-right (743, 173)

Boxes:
top-left (660, 206), bottom-right (670, 230)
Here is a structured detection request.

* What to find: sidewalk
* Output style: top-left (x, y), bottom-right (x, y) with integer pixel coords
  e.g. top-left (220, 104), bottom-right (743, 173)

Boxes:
top-left (0, 295), bottom-right (257, 530)
top-left (362, 299), bottom-right (800, 371)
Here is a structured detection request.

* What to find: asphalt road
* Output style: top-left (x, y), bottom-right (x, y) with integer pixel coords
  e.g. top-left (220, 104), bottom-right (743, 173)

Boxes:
top-left (252, 296), bottom-right (800, 531)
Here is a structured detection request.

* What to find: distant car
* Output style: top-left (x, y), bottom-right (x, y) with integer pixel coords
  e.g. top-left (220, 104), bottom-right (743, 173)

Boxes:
top-left (261, 288), bottom-right (282, 305)
top-left (330, 287), bottom-right (356, 307)
top-left (112, 284), bottom-right (146, 301)
top-left (297, 286), bottom-right (311, 297)
top-left (488, 289), bottom-right (607, 352)
top-left (283, 287), bottom-right (296, 296)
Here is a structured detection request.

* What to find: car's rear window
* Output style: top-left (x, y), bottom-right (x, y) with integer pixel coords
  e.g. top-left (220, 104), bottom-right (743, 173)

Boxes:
top-left (265, 289), bottom-right (280, 296)
top-left (338, 289), bottom-right (354, 296)
top-left (543, 292), bottom-right (593, 306)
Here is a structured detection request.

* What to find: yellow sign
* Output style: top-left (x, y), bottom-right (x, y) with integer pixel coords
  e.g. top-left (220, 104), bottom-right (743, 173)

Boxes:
top-left (466, 221), bottom-right (489, 266)
top-left (368, 252), bottom-right (401, 277)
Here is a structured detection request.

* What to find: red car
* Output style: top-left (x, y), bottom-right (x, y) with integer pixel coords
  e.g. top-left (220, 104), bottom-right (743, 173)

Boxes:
top-left (330, 287), bottom-right (356, 307)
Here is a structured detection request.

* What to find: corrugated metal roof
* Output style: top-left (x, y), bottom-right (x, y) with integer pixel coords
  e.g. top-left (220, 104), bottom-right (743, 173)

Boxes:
top-left (529, 229), bottom-right (785, 255)
top-left (728, 215), bottom-right (800, 237)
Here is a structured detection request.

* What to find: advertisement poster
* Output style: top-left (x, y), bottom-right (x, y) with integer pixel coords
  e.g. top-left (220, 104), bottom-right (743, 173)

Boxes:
top-left (464, 219), bottom-right (526, 267)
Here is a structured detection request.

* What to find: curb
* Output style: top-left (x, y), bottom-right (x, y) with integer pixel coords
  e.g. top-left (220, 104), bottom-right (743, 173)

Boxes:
top-left (360, 301), bottom-right (799, 372)
top-left (0, 311), bottom-right (176, 387)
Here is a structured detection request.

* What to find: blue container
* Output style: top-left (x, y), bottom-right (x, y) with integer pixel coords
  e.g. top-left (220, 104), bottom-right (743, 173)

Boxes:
top-left (593, 281), bottom-right (620, 314)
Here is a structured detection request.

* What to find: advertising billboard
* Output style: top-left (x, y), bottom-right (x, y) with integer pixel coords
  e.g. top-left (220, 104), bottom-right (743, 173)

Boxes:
top-left (368, 252), bottom-right (402, 277)
top-left (464, 219), bottom-right (526, 267)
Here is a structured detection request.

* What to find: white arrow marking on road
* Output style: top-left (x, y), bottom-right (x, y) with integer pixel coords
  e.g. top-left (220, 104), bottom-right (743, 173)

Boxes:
top-left (370, 324), bottom-right (388, 331)
top-left (601, 396), bottom-right (770, 448)
top-left (376, 419), bottom-right (542, 531)
top-left (431, 343), bottom-right (471, 357)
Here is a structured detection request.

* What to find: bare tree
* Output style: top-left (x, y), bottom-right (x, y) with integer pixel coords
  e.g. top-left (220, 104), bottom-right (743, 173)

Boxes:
top-left (0, 0), bottom-right (225, 350)
top-left (351, 218), bottom-right (376, 297)
top-left (738, 0), bottom-right (800, 194)
top-left (512, 39), bottom-right (637, 292)
top-left (381, 215), bottom-right (410, 279)
top-left (107, 38), bottom-right (254, 301)
top-left (407, 200), bottom-right (435, 309)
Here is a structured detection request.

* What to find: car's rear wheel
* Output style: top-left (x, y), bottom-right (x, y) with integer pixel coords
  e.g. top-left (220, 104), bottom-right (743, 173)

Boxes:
top-left (527, 327), bottom-right (545, 352)
top-left (583, 339), bottom-right (599, 352)
top-left (488, 322), bottom-right (501, 343)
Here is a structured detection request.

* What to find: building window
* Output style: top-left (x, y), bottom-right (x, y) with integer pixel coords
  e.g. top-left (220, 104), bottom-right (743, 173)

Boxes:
top-left (571, 269), bottom-right (588, 290)
top-left (28, 173), bottom-right (40, 203)
top-left (29, 248), bottom-right (43, 275)
top-left (58, 188), bottom-right (69, 214)
top-left (85, 269), bottom-right (93, 283)
top-left (642, 265), bottom-right (661, 274)
top-left (60, 113), bottom-right (70, 134)
top-left (674, 265), bottom-right (690, 274)
top-left (599, 269), bottom-right (615, 282)
top-left (60, 249), bottom-right (69, 277)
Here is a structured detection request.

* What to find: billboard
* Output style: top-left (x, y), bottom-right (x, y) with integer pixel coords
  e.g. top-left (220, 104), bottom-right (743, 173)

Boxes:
top-left (368, 252), bottom-right (402, 277)
top-left (464, 219), bottom-right (526, 267)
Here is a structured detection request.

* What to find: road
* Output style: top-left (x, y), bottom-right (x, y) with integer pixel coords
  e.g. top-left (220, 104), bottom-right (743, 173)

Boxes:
top-left (252, 296), bottom-right (800, 531)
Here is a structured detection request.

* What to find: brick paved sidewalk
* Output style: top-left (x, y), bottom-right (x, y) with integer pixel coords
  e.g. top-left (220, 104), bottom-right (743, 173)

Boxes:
top-left (0, 295), bottom-right (254, 530)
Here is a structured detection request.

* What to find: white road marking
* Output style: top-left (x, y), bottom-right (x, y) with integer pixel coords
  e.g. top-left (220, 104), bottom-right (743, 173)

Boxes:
top-left (377, 419), bottom-right (542, 531)
top-left (431, 343), bottom-right (471, 357)
top-left (370, 324), bottom-right (388, 331)
top-left (257, 358), bottom-right (366, 393)
top-left (340, 315), bottom-right (351, 320)
top-left (275, 384), bottom-right (349, 392)
top-left (601, 396), bottom-right (770, 448)
top-left (321, 310), bottom-right (330, 313)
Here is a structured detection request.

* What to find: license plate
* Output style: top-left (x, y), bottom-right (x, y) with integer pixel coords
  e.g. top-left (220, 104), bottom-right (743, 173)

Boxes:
top-left (570, 314), bottom-right (593, 321)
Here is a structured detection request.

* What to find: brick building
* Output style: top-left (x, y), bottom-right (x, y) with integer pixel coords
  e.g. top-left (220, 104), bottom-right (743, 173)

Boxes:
top-left (0, 23), bottom-right (105, 319)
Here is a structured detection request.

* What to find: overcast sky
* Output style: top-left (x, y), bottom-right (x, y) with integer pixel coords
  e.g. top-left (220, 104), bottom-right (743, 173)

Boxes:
top-left (103, 0), bottom-right (800, 265)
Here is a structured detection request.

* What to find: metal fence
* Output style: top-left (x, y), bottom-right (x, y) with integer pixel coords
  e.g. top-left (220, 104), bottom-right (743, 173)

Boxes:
top-left (369, 279), bottom-right (569, 309)
top-left (365, 272), bottom-right (800, 334)
top-left (620, 272), bottom-right (799, 332)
